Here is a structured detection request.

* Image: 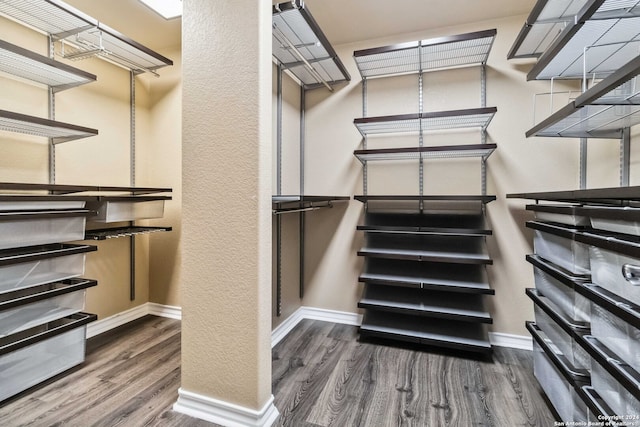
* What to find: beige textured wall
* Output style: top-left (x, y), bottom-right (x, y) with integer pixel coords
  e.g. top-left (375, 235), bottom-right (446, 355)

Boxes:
top-left (0, 14), bottom-right (160, 319)
top-left (181, 0), bottom-right (273, 410)
top-left (275, 14), bottom-right (640, 337)
top-left (146, 47), bottom-right (183, 307)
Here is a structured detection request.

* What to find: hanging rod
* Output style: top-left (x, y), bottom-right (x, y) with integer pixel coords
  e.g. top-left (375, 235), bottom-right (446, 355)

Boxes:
top-left (272, 23), bottom-right (333, 92)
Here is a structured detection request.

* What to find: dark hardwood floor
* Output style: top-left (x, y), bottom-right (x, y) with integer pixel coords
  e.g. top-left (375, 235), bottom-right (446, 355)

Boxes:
top-left (0, 316), bottom-right (555, 426)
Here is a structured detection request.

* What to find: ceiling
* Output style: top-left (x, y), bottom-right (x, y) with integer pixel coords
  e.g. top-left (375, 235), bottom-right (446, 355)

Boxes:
top-left (60, 0), bottom-right (536, 51)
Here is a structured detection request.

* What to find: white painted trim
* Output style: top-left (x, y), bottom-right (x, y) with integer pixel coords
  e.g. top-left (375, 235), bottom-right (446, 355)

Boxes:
top-left (89, 303), bottom-right (533, 352)
top-left (271, 306), bottom-right (362, 348)
top-left (489, 332), bottom-right (532, 351)
top-left (86, 303), bottom-right (149, 338)
top-left (299, 306), bottom-right (363, 326)
top-left (148, 302), bottom-right (182, 320)
top-left (271, 307), bottom-right (305, 348)
top-left (173, 388), bottom-right (279, 427)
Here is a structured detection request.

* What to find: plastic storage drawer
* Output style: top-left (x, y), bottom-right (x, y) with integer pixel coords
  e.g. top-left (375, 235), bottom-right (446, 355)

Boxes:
top-left (528, 323), bottom-right (589, 423)
top-left (585, 283), bottom-right (640, 373)
top-left (0, 279), bottom-right (96, 337)
top-left (0, 244), bottom-right (96, 294)
top-left (0, 313), bottom-right (96, 402)
top-left (527, 204), bottom-right (590, 227)
top-left (0, 211), bottom-right (91, 250)
top-left (528, 254), bottom-right (590, 322)
top-left (584, 206), bottom-right (640, 236)
top-left (590, 246), bottom-right (640, 307)
top-left (89, 199), bottom-right (166, 223)
top-left (529, 222), bottom-right (590, 275)
top-left (590, 354), bottom-right (640, 418)
top-left (529, 288), bottom-right (590, 370)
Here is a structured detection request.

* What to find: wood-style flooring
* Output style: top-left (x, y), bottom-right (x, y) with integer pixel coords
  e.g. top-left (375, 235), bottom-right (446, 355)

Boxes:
top-left (0, 316), bottom-right (555, 426)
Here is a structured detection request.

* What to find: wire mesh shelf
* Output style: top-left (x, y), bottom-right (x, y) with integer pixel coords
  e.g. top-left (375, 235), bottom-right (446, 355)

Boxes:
top-left (0, 39), bottom-right (96, 91)
top-left (272, 1), bottom-right (350, 90)
top-left (353, 107), bottom-right (496, 136)
top-left (527, 55), bottom-right (640, 138)
top-left (527, 0), bottom-right (640, 80)
top-left (508, 0), bottom-right (591, 59)
top-left (0, 0), bottom-right (172, 74)
top-left (354, 144), bottom-right (497, 163)
top-left (272, 195), bottom-right (349, 213)
top-left (0, 109), bottom-right (98, 143)
top-left (353, 29), bottom-right (496, 79)
top-left (84, 226), bottom-right (172, 240)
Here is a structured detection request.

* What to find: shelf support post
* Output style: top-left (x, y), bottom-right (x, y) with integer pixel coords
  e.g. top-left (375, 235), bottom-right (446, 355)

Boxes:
top-left (276, 214), bottom-right (282, 317)
top-left (129, 70), bottom-right (136, 301)
top-left (621, 127), bottom-right (631, 187)
top-left (580, 138), bottom-right (588, 190)
top-left (299, 86), bottom-right (306, 299)
top-left (362, 78), bottom-right (368, 197)
top-left (277, 64), bottom-right (283, 196)
top-left (418, 41), bottom-right (424, 200)
top-left (48, 35), bottom-right (56, 184)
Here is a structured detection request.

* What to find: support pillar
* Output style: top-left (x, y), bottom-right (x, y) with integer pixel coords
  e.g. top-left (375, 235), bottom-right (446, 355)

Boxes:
top-left (177, 0), bottom-right (278, 425)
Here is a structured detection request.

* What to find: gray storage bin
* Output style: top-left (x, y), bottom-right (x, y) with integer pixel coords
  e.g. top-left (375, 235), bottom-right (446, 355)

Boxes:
top-left (591, 299), bottom-right (640, 374)
top-left (0, 252), bottom-right (86, 294)
top-left (591, 357), bottom-right (640, 418)
top-left (534, 302), bottom-right (591, 370)
top-left (590, 246), bottom-right (640, 307)
top-left (0, 290), bottom-right (86, 337)
top-left (88, 199), bottom-right (165, 223)
top-left (529, 255), bottom-right (590, 322)
top-left (0, 216), bottom-right (86, 250)
top-left (533, 338), bottom-right (588, 423)
top-left (534, 229), bottom-right (590, 275)
top-left (0, 316), bottom-right (91, 402)
top-left (528, 204), bottom-right (590, 227)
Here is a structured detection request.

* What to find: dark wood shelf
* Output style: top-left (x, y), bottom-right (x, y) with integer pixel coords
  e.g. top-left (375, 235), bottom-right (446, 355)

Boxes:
top-left (359, 285), bottom-right (492, 323)
top-left (360, 259), bottom-right (493, 294)
top-left (360, 311), bottom-right (492, 354)
top-left (354, 144), bottom-right (496, 162)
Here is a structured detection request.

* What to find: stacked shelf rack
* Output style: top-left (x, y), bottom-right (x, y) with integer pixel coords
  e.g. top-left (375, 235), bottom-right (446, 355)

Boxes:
top-left (508, 0), bottom-right (640, 421)
top-left (0, 0), bottom-right (173, 402)
top-left (352, 30), bottom-right (498, 355)
top-left (271, 1), bottom-right (351, 315)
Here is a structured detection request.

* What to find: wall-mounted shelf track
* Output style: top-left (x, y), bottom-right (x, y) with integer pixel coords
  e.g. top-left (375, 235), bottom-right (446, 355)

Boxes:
top-left (0, 109), bottom-right (98, 143)
top-left (527, 55), bottom-right (640, 138)
top-left (353, 29), bottom-right (496, 78)
top-left (524, 0), bottom-right (640, 80)
top-left (354, 107), bottom-right (497, 136)
top-left (354, 143), bottom-right (497, 162)
top-left (272, 0), bottom-right (350, 90)
top-left (0, 0), bottom-right (173, 74)
top-left (508, 0), bottom-right (591, 59)
top-left (0, 39), bottom-right (96, 91)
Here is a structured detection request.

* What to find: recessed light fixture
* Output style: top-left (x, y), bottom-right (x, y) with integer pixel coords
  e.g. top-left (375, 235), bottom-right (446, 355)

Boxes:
top-left (139, 0), bottom-right (182, 20)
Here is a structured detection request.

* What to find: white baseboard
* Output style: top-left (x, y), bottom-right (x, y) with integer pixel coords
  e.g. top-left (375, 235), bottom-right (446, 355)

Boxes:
top-left (173, 388), bottom-right (279, 427)
top-left (86, 304), bottom-right (150, 338)
top-left (271, 306), bottom-right (362, 348)
top-left (89, 303), bottom-right (532, 352)
top-left (148, 302), bottom-right (182, 319)
top-left (489, 332), bottom-right (533, 351)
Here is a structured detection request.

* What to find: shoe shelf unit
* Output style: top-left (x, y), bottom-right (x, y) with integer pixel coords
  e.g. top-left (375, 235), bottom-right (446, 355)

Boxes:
top-left (352, 29), bottom-right (498, 355)
top-left (0, 0), bottom-right (173, 402)
top-left (271, 1), bottom-right (351, 316)
top-left (508, 0), bottom-right (640, 419)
